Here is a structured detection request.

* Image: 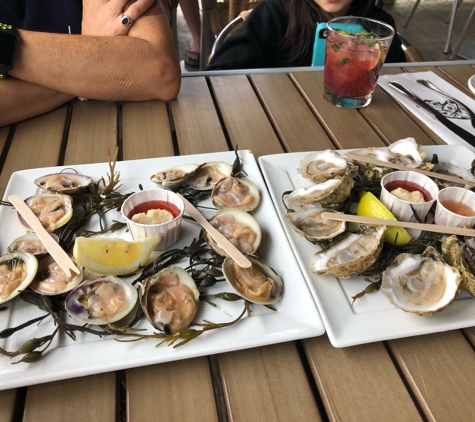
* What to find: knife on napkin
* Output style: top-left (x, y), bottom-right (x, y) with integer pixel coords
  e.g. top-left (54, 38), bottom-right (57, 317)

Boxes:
top-left (388, 81), bottom-right (475, 148)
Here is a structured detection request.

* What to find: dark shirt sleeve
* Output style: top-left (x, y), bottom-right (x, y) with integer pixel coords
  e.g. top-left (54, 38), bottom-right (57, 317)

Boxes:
top-left (207, 0), bottom-right (289, 70)
top-left (0, 1), bottom-right (25, 27)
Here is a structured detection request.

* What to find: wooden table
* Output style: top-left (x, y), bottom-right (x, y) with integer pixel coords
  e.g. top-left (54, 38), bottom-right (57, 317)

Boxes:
top-left (1, 62), bottom-right (475, 422)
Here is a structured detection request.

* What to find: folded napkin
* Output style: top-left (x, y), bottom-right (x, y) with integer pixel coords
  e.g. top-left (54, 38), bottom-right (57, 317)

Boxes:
top-left (378, 71), bottom-right (475, 153)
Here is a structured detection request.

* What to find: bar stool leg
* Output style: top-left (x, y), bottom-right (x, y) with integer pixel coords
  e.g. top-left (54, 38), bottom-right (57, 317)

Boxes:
top-left (450, 4), bottom-right (475, 59)
top-left (444, 0), bottom-right (460, 53)
top-left (403, 0), bottom-right (421, 28)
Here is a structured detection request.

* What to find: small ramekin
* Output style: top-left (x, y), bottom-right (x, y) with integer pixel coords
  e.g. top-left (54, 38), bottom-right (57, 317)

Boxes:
top-left (120, 189), bottom-right (184, 250)
top-left (380, 171), bottom-right (439, 222)
top-left (434, 186), bottom-right (475, 227)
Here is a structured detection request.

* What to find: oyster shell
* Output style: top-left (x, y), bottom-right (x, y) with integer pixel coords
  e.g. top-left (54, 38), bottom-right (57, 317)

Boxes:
top-left (188, 161), bottom-right (232, 190)
top-left (34, 173), bottom-right (93, 194)
top-left (65, 276), bottom-right (138, 325)
top-left (284, 174), bottom-right (353, 208)
top-left (211, 176), bottom-right (260, 212)
top-left (381, 247), bottom-right (461, 315)
top-left (222, 256), bottom-right (284, 304)
top-left (206, 209), bottom-right (261, 256)
top-left (0, 252), bottom-right (38, 304)
top-left (150, 163), bottom-right (201, 189)
top-left (433, 162), bottom-right (475, 189)
top-left (310, 225), bottom-right (386, 278)
top-left (297, 150), bottom-right (357, 183)
top-left (284, 204), bottom-right (346, 242)
top-left (7, 233), bottom-right (59, 256)
top-left (351, 138), bottom-right (430, 181)
top-left (18, 194), bottom-right (73, 233)
top-left (29, 255), bottom-right (83, 296)
top-left (140, 266), bottom-right (199, 334)
top-left (441, 235), bottom-right (475, 297)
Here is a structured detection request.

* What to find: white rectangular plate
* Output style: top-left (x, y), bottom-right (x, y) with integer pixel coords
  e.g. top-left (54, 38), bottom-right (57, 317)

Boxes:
top-left (259, 145), bottom-right (475, 348)
top-left (0, 150), bottom-right (324, 391)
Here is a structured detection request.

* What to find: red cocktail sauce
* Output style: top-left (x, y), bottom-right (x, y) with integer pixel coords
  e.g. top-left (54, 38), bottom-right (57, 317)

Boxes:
top-left (127, 200), bottom-right (181, 220)
top-left (439, 200), bottom-right (475, 217)
top-left (384, 180), bottom-right (432, 202)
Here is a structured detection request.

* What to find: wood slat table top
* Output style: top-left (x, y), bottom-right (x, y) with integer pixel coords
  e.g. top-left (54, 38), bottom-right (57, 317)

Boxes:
top-left (1, 63), bottom-right (475, 422)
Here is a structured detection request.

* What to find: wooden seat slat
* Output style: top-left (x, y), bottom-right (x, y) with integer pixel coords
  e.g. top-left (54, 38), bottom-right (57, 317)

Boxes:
top-left (290, 71), bottom-right (385, 150)
top-left (303, 336), bottom-right (422, 421)
top-left (127, 357), bottom-right (219, 421)
top-left (388, 331), bottom-right (475, 421)
top-left (218, 342), bottom-right (323, 422)
top-left (209, 75), bottom-right (284, 157)
top-left (250, 73), bottom-right (334, 152)
top-left (172, 77), bottom-right (228, 155)
top-left (65, 100), bottom-right (117, 165)
top-left (122, 100), bottom-right (174, 160)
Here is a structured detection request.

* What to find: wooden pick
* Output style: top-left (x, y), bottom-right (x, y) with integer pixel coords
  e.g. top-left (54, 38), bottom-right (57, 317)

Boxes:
top-left (321, 212), bottom-right (475, 237)
top-left (8, 195), bottom-right (81, 277)
top-left (177, 193), bottom-right (253, 269)
top-left (344, 152), bottom-right (475, 187)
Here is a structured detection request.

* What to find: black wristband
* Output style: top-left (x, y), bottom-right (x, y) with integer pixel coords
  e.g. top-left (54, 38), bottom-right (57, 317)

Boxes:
top-left (0, 22), bottom-right (18, 79)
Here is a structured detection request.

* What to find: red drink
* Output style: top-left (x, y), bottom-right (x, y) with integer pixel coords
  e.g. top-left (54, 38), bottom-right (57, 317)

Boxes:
top-left (323, 17), bottom-right (394, 108)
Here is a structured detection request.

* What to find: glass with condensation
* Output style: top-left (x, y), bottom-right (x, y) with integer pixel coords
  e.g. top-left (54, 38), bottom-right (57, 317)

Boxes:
top-left (323, 16), bottom-right (395, 108)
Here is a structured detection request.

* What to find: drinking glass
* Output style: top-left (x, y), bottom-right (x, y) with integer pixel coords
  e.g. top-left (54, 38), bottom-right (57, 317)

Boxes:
top-left (323, 16), bottom-right (395, 108)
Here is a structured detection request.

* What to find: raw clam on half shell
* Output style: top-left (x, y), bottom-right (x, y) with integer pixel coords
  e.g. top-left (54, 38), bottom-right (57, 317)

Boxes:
top-left (222, 256), bottom-right (284, 304)
top-left (34, 173), bottom-right (93, 194)
top-left (211, 176), bottom-right (260, 212)
top-left (150, 163), bottom-right (201, 189)
top-left (0, 252), bottom-right (38, 304)
top-left (140, 266), bottom-right (199, 334)
top-left (65, 276), bottom-right (138, 325)
top-left (206, 209), bottom-right (262, 256)
top-left (188, 161), bottom-right (232, 190)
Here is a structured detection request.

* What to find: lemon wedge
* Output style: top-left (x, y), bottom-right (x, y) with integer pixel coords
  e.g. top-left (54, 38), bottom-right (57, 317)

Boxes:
top-left (73, 236), bottom-right (161, 275)
top-left (356, 191), bottom-right (412, 245)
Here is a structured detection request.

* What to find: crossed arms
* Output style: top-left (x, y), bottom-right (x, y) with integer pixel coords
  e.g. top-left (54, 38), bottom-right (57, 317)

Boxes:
top-left (0, 0), bottom-right (181, 127)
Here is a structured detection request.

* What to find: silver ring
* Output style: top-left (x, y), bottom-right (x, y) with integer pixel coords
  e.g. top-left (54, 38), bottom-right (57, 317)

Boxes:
top-left (120, 14), bottom-right (134, 26)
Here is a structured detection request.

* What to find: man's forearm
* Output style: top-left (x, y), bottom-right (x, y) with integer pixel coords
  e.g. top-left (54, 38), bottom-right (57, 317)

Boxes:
top-left (0, 78), bottom-right (74, 128)
top-left (10, 15), bottom-right (180, 101)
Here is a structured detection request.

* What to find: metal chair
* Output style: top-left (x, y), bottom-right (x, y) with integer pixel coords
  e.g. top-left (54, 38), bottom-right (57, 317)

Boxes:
top-left (210, 17), bottom-right (424, 63)
top-left (449, 3), bottom-right (475, 59)
top-left (402, 0), bottom-right (462, 54)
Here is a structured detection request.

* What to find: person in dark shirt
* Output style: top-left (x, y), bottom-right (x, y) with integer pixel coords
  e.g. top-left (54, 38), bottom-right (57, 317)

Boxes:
top-left (207, 0), bottom-right (405, 70)
top-left (0, 0), bottom-right (180, 127)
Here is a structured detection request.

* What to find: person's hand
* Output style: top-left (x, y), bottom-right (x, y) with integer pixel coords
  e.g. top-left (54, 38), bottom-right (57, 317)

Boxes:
top-left (82, 0), bottom-right (155, 36)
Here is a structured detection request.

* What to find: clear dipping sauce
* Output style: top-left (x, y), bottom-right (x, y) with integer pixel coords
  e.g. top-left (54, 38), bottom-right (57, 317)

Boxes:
top-left (384, 180), bottom-right (432, 202)
top-left (439, 200), bottom-right (475, 217)
top-left (127, 200), bottom-right (181, 221)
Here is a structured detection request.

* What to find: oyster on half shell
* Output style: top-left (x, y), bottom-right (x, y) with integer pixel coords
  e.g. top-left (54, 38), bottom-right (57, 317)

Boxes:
top-left (284, 204), bottom-right (346, 242)
top-left (297, 150), bottom-right (357, 183)
top-left (310, 225), bottom-right (386, 278)
top-left (381, 247), bottom-right (461, 315)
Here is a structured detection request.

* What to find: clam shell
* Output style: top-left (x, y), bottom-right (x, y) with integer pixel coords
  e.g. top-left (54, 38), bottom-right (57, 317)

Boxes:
top-left (0, 252), bottom-right (38, 304)
top-left (18, 194), bottom-right (73, 233)
top-left (150, 163), bottom-right (201, 189)
top-left (211, 176), bottom-right (260, 212)
top-left (222, 256), bottom-right (284, 305)
top-left (205, 209), bottom-right (262, 256)
top-left (188, 161), bottom-right (232, 190)
top-left (30, 255), bottom-right (83, 296)
top-left (140, 266), bottom-right (199, 334)
top-left (65, 276), bottom-right (138, 325)
top-left (7, 233), bottom-right (59, 256)
top-left (34, 173), bottom-right (93, 194)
